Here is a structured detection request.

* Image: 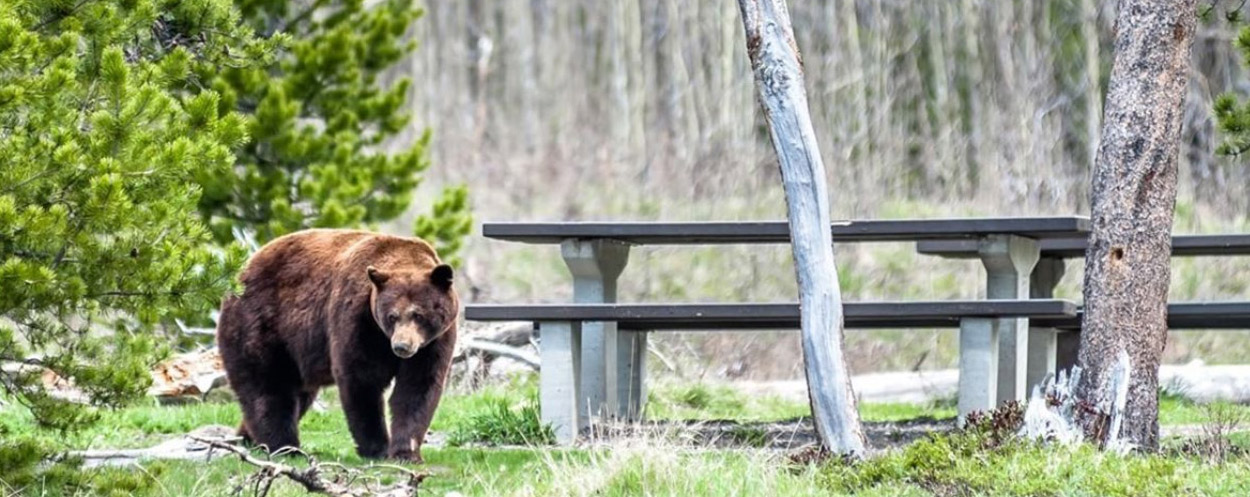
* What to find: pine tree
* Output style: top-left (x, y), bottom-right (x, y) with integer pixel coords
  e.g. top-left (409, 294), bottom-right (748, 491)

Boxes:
top-left (198, 0), bottom-right (471, 259)
top-left (0, 0), bottom-right (277, 429)
top-left (1216, 24), bottom-right (1250, 157)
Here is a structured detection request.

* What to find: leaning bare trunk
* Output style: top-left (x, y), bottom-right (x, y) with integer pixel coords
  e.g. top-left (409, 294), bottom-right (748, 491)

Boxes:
top-left (734, 0), bottom-right (867, 457)
top-left (1076, 0), bottom-right (1196, 450)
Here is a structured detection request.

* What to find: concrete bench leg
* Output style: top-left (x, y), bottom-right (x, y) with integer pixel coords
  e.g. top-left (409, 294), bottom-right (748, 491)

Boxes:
top-left (1028, 258), bottom-right (1065, 392)
top-left (616, 330), bottom-right (647, 421)
top-left (1026, 329), bottom-right (1057, 394)
top-left (539, 321), bottom-right (583, 444)
top-left (958, 317), bottom-right (998, 420)
top-left (561, 240), bottom-right (630, 423)
top-left (978, 235), bottom-right (1039, 406)
top-left (1056, 331), bottom-right (1080, 374)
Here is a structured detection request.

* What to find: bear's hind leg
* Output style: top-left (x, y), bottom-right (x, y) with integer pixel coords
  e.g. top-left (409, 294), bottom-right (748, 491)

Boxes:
top-left (235, 382), bottom-right (302, 454)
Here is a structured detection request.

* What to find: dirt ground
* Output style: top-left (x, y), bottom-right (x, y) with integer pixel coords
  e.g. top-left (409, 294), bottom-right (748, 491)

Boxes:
top-left (580, 417), bottom-right (956, 453)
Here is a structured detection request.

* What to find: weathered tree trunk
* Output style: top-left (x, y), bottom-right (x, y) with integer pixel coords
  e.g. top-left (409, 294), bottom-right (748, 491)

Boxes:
top-left (1076, 0), bottom-right (1196, 450)
top-left (735, 0), bottom-right (866, 457)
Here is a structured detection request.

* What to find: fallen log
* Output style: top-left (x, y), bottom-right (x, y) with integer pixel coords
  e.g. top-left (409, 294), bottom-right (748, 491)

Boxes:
top-left (147, 347), bottom-right (227, 401)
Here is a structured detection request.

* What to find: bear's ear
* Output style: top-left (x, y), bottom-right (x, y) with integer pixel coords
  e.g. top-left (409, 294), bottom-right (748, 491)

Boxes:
top-left (430, 264), bottom-right (454, 291)
top-left (366, 266), bottom-right (390, 287)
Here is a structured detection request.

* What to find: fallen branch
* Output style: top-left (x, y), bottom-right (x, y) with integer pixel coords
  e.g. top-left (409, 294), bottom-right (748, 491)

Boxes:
top-left (191, 436), bottom-right (427, 497)
top-left (71, 425), bottom-right (239, 468)
top-left (175, 319), bottom-right (217, 336)
top-left (460, 321), bottom-right (535, 347)
top-left (456, 337), bottom-right (540, 369)
top-left (453, 322), bottom-right (539, 370)
top-left (647, 343), bottom-right (680, 376)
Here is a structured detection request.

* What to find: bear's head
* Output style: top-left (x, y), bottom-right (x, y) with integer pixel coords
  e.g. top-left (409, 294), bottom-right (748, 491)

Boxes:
top-left (365, 264), bottom-right (458, 358)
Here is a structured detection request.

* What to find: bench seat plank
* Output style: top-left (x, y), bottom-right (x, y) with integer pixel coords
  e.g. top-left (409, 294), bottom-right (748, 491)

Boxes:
top-left (465, 300), bottom-right (1250, 330)
top-left (465, 299), bottom-right (1078, 330)
top-left (482, 217), bottom-right (1089, 245)
top-left (917, 234), bottom-right (1250, 259)
top-left (1031, 302), bottom-right (1250, 330)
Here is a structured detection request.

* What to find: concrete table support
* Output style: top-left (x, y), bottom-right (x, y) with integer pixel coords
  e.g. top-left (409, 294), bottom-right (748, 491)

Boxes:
top-left (560, 240), bottom-right (631, 424)
top-left (538, 321), bottom-right (582, 444)
top-left (958, 317), bottom-right (998, 418)
top-left (615, 325), bottom-right (647, 421)
top-left (978, 235), bottom-right (1039, 407)
top-left (1029, 258), bottom-right (1067, 391)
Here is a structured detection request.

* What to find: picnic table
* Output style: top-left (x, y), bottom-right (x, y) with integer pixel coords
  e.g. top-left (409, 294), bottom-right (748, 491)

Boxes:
top-left (917, 233), bottom-right (1250, 371)
top-left (470, 217), bottom-right (1091, 441)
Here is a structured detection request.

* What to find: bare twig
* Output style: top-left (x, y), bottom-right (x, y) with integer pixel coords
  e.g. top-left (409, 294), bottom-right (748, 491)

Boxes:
top-left (190, 437), bottom-right (427, 497)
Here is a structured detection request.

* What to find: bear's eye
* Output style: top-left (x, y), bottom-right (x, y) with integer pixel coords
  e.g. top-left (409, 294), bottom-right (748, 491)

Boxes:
top-left (386, 313), bottom-right (399, 324)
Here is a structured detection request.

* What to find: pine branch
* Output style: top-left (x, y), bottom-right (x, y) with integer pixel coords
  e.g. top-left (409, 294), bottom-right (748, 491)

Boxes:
top-left (32, 0), bottom-right (96, 32)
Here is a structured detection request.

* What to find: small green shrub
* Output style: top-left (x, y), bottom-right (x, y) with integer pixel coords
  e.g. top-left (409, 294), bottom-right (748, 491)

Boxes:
top-left (727, 425), bottom-right (769, 448)
top-left (446, 397), bottom-right (554, 447)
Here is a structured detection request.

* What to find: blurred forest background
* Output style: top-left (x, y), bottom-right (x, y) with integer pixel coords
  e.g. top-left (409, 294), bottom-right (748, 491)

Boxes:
top-left (384, 1), bottom-right (1250, 380)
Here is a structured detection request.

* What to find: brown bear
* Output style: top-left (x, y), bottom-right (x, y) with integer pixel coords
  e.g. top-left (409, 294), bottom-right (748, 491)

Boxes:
top-left (215, 229), bottom-right (459, 462)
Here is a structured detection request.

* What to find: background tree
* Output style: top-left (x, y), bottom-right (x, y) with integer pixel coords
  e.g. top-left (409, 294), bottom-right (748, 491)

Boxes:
top-left (0, 0), bottom-right (274, 429)
top-left (1076, 0), bottom-right (1196, 450)
top-left (196, 0), bottom-right (471, 259)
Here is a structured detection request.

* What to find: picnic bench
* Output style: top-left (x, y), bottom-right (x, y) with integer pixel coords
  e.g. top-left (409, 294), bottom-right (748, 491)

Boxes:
top-left (466, 299), bottom-right (1078, 442)
top-left (465, 300), bottom-right (1250, 442)
top-left (468, 217), bottom-right (1097, 442)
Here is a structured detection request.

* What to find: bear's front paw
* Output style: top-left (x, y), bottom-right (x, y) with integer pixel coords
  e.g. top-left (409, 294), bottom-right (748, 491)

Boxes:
top-left (386, 447), bottom-right (423, 464)
top-left (356, 444), bottom-right (388, 460)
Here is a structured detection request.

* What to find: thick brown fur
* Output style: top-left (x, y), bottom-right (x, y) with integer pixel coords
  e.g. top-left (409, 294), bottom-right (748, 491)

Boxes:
top-left (216, 229), bottom-right (459, 462)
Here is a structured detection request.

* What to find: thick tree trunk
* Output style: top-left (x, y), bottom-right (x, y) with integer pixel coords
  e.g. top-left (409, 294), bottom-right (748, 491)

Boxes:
top-left (1076, 0), bottom-right (1196, 450)
top-left (735, 0), bottom-right (866, 457)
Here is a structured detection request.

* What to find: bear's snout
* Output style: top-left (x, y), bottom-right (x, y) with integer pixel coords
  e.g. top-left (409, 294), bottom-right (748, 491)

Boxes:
top-left (389, 322), bottom-right (426, 358)
top-left (392, 342), bottom-right (417, 357)
top-left (392, 340), bottom-right (420, 358)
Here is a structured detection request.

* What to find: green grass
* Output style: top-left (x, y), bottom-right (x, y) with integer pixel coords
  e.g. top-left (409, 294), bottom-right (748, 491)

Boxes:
top-left (441, 378), bottom-right (554, 446)
top-left (3, 377), bottom-right (1250, 495)
top-left (819, 434), bottom-right (1250, 496)
top-left (644, 382), bottom-right (957, 423)
top-left (1159, 392), bottom-right (1250, 426)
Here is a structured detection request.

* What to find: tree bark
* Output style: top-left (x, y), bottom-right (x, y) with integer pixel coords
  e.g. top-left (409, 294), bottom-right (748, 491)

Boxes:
top-left (1076, 0), bottom-right (1196, 450)
top-left (734, 0), bottom-right (867, 457)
